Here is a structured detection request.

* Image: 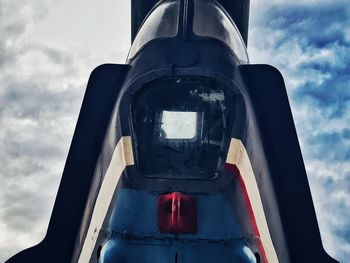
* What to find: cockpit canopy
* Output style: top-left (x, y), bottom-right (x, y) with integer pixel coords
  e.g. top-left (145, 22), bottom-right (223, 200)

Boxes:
top-left (128, 1), bottom-right (180, 59)
top-left (131, 77), bottom-right (234, 179)
top-left (128, 0), bottom-right (249, 63)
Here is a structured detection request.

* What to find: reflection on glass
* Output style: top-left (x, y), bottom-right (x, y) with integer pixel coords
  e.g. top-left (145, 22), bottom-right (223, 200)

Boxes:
top-left (193, 0), bottom-right (249, 62)
top-left (128, 0), bottom-right (179, 59)
top-left (132, 78), bottom-right (234, 179)
top-left (160, 111), bottom-right (198, 140)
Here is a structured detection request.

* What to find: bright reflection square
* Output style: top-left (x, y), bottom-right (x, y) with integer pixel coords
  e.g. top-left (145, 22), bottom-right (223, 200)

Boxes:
top-left (160, 111), bottom-right (198, 139)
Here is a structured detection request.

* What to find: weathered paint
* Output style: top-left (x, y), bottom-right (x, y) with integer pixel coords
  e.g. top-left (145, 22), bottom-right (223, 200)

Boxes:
top-left (226, 138), bottom-right (279, 263)
top-left (78, 136), bottom-right (134, 262)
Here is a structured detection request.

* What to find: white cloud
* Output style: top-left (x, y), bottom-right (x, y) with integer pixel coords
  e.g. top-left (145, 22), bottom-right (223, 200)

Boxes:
top-left (0, 0), bottom-right (130, 261)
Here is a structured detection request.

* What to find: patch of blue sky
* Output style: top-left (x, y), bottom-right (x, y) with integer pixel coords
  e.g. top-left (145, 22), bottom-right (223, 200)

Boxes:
top-left (250, 1), bottom-right (350, 262)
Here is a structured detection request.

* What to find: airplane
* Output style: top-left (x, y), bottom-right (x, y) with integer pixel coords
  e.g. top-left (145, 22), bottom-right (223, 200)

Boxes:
top-left (7, 0), bottom-right (339, 262)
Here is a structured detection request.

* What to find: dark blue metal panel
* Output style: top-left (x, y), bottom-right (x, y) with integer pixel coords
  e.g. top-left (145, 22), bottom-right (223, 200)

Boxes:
top-left (101, 188), bottom-right (256, 262)
top-left (100, 237), bottom-right (256, 263)
top-left (108, 189), bottom-right (243, 240)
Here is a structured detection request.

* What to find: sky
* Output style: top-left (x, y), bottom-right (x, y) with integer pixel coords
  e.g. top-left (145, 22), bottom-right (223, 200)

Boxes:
top-left (0, 0), bottom-right (349, 262)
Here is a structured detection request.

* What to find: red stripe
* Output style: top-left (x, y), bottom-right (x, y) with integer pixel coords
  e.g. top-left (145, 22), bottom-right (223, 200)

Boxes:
top-left (225, 163), bottom-right (268, 263)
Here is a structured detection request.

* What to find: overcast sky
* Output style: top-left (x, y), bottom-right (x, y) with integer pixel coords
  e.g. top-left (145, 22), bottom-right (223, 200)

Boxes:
top-left (0, 0), bottom-right (349, 262)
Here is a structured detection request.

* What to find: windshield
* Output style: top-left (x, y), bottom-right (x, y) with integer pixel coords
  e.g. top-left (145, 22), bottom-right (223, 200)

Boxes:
top-left (193, 0), bottom-right (249, 62)
top-left (131, 78), bottom-right (234, 180)
top-left (128, 0), bottom-right (180, 59)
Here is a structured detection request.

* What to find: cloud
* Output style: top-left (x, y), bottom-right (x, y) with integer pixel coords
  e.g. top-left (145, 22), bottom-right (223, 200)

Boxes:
top-left (0, 0), bottom-right (86, 261)
top-left (0, 0), bottom-right (50, 67)
top-left (307, 160), bottom-right (350, 261)
top-left (0, 0), bottom-right (130, 260)
top-left (249, 1), bottom-right (350, 261)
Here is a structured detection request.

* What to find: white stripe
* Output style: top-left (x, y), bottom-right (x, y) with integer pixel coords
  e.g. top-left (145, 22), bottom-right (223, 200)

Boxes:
top-left (78, 136), bottom-right (134, 263)
top-left (226, 138), bottom-right (279, 263)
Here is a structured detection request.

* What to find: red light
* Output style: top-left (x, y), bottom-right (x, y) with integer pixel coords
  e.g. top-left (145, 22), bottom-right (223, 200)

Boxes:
top-left (157, 192), bottom-right (197, 233)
